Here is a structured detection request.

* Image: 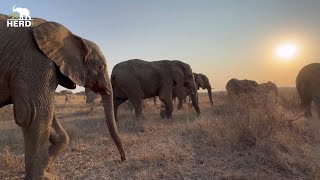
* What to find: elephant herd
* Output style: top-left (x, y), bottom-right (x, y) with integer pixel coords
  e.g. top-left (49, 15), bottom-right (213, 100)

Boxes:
top-left (0, 14), bottom-right (319, 179)
top-left (85, 61), bottom-right (214, 120)
top-left (226, 78), bottom-right (278, 97)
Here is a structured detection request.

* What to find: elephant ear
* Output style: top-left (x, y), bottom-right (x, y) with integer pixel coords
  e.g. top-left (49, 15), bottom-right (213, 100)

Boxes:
top-left (33, 21), bottom-right (87, 88)
top-left (171, 61), bottom-right (186, 87)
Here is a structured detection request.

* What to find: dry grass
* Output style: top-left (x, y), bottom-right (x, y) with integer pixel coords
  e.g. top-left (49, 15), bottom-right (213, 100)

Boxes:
top-left (1, 89), bottom-right (320, 179)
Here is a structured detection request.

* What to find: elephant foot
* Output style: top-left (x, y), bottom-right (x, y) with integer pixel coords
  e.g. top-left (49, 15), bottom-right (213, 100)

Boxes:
top-left (166, 113), bottom-right (172, 119)
top-left (177, 104), bottom-right (184, 110)
top-left (160, 110), bottom-right (172, 119)
top-left (135, 115), bottom-right (146, 121)
top-left (120, 154), bottom-right (127, 161)
top-left (160, 110), bottom-right (166, 119)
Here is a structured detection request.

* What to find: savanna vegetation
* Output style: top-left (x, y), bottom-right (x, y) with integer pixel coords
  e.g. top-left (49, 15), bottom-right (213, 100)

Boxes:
top-left (1, 88), bottom-right (320, 179)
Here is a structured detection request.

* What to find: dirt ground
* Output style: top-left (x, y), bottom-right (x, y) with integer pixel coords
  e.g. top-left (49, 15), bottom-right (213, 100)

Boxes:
top-left (1, 89), bottom-right (320, 179)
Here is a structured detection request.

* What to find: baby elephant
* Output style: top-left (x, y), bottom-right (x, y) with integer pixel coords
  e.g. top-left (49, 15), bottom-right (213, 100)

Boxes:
top-left (296, 63), bottom-right (320, 118)
top-left (226, 78), bottom-right (259, 96)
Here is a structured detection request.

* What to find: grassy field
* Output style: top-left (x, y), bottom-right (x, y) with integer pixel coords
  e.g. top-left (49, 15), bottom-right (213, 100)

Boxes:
top-left (1, 88), bottom-right (320, 179)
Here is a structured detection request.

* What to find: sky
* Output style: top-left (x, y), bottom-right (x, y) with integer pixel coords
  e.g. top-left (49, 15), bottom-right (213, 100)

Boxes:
top-left (1, 0), bottom-right (320, 92)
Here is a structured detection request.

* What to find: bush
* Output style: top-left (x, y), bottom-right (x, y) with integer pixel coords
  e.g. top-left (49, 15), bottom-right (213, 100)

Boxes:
top-left (207, 92), bottom-right (320, 179)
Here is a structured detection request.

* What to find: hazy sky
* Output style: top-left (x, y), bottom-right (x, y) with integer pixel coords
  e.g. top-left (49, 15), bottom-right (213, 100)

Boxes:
top-left (1, 0), bottom-right (320, 91)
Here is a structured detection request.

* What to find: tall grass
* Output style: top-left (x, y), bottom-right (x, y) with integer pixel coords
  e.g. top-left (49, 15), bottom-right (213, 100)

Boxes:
top-left (0, 91), bottom-right (319, 179)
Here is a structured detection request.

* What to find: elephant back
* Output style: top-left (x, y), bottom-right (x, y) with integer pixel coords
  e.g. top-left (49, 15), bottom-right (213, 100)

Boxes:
top-left (226, 78), bottom-right (239, 91)
top-left (226, 78), bottom-right (258, 95)
top-left (33, 18), bottom-right (47, 27)
top-left (258, 81), bottom-right (278, 96)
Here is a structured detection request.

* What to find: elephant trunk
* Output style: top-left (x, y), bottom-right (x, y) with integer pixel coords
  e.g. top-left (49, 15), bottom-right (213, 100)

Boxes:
top-left (207, 85), bottom-right (213, 106)
top-left (190, 89), bottom-right (200, 115)
top-left (100, 91), bottom-right (126, 161)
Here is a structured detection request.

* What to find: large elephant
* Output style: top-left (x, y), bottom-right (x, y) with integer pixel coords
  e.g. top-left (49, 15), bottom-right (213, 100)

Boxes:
top-left (172, 73), bottom-right (213, 109)
top-left (226, 78), bottom-right (258, 95)
top-left (296, 63), bottom-right (320, 118)
top-left (111, 59), bottom-right (201, 120)
top-left (0, 14), bottom-right (126, 179)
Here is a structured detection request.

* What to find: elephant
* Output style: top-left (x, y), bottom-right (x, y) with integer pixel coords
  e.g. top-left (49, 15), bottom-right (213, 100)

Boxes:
top-left (0, 14), bottom-right (126, 179)
top-left (194, 73), bottom-right (213, 105)
top-left (296, 63), bottom-right (320, 118)
top-left (85, 87), bottom-right (100, 104)
top-left (257, 81), bottom-right (278, 96)
top-left (111, 59), bottom-right (201, 120)
top-left (226, 78), bottom-right (258, 96)
top-left (172, 72), bottom-right (213, 109)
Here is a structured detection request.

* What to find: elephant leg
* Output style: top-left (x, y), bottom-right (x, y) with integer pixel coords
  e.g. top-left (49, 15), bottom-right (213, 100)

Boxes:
top-left (304, 104), bottom-right (312, 118)
top-left (177, 96), bottom-right (184, 110)
top-left (114, 98), bottom-right (127, 121)
top-left (159, 95), bottom-right (173, 119)
top-left (117, 80), bottom-right (144, 120)
top-left (153, 97), bottom-right (157, 106)
top-left (46, 114), bottom-right (69, 172)
top-left (14, 100), bottom-right (53, 179)
top-left (131, 99), bottom-right (143, 120)
top-left (313, 95), bottom-right (320, 119)
top-left (183, 97), bottom-right (187, 103)
top-left (302, 97), bottom-right (313, 118)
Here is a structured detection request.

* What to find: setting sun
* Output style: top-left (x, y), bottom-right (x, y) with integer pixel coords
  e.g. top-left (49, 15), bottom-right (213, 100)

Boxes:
top-left (275, 43), bottom-right (298, 61)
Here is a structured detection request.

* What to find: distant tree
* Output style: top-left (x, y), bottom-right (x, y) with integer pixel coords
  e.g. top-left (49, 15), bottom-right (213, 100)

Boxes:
top-left (75, 91), bottom-right (85, 95)
top-left (9, 12), bottom-right (19, 19)
top-left (85, 88), bottom-right (99, 104)
top-left (55, 90), bottom-right (74, 96)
